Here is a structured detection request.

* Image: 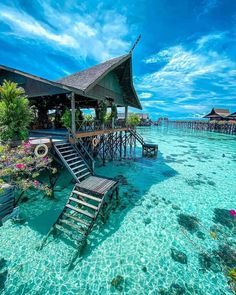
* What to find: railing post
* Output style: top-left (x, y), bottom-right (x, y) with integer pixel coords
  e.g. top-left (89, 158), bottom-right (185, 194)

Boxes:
top-left (71, 92), bottom-right (76, 134)
top-left (125, 106), bottom-right (128, 126)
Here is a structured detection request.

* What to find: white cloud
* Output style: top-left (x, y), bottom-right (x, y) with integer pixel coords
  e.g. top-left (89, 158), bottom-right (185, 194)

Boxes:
top-left (0, 3), bottom-right (131, 63)
top-left (138, 33), bottom-right (236, 114)
top-left (139, 92), bottom-right (153, 99)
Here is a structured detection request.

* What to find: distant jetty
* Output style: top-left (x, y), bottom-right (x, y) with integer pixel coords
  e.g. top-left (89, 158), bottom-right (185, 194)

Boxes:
top-left (167, 120), bottom-right (236, 135)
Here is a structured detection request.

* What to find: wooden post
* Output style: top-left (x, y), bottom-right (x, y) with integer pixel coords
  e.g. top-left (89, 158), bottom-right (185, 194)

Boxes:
top-left (71, 92), bottom-right (76, 134)
top-left (125, 106), bottom-right (128, 126)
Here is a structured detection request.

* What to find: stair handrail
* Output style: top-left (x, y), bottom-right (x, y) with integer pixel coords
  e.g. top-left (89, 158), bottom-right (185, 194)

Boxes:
top-left (67, 128), bottom-right (95, 174)
top-left (129, 128), bottom-right (145, 145)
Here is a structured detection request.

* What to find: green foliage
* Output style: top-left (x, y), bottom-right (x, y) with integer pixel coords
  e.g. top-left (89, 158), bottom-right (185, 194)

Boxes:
top-left (61, 108), bottom-right (83, 129)
top-left (0, 80), bottom-right (33, 141)
top-left (128, 114), bottom-right (140, 126)
top-left (84, 114), bottom-right (94, 122)
top-left (96, 101), bottom-right (107, 123)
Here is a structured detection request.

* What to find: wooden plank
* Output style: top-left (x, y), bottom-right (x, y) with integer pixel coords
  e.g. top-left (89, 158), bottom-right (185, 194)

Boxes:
top-left (59, 219), bottom-right (87, 235)
top-left (63, 212), bottom-right (90, 227)
top-left (76, 127), bottom-right (128, 138)
top-left (70, 198), bottom-right (99, 210)
top-left (66, 204), bottom-right (95, 219)
top-left (73, 190), bottom-right (102, 202)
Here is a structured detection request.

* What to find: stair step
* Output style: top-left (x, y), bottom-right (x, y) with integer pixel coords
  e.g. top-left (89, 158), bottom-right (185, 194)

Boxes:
top-left (60, 149), bottom-right (74, 154)
top-left (77, 172), bottom-right (91, 180)
top-left (55, 143), bottom-right (70, 147)
top-left (70, 161), bottom-right (84, 167)
top-left (67, 156), bottom-right (81, 162)
top-left (69, 197), bottom-right (99, 210)
top-left (59, 219), bottom-right (87, 236)
top-left (75, 167), bottom-right (88, 174)
top-left (55, 224), bottom-right (74, 239)
top-left (57, 145), bottom-right (72, 150)
top-left (66, 204), bottom-right (95, 219)
top-left (63, 212), bottom-right (91, 227)
top-left (71, 165), bottom-right (86, 172)
top-left (73, 190), bottom-right (102, 202)
top-left (64, 153), bottom-right (78, 158)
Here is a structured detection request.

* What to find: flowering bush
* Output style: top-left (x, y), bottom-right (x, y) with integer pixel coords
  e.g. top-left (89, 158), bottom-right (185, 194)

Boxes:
top-left (0, 141), bottom-right (57, 203)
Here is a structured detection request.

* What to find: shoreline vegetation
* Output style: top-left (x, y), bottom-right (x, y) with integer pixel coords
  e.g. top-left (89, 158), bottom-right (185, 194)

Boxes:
top-left (165, 120), bottom-right (236, 135)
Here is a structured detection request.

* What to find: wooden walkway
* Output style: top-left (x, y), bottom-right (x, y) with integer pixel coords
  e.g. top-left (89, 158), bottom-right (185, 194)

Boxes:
top-left (77, 176), bottom-right (117, 195)
top-left (75, 127), bottom-right (128, 138)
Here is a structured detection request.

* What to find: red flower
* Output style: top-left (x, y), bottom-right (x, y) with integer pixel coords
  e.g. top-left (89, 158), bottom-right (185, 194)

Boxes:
top-left (229, 210), bottom-right (236, 217)
top-left (33, 180), bottom-right (39, 188)
top-left (15, 163), bottom-right (25, 169)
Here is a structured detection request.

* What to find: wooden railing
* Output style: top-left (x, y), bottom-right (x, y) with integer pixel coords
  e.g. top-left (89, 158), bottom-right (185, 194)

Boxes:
top-left (67, 128), bottom-right (95, 174)
top-left (76, 119), bottom-right (128, 133)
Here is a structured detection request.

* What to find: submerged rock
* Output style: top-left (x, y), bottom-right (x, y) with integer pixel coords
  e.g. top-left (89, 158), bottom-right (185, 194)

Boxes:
top-left (0, 270), bottom-right (8, 291)
top-left (143, 217), bottom-right (151, 225)
top-left (171, 248), bottom-right (188, 264)
top-left (213, 208), bottom-right (234, 229)
top-left (141, 266), bottom-right (147, 273)
top-left (177, 214), bottom-right (199, 233)
top-left (169, 283), bottom-right (185, 295)
top-left (111, 275), bottom-right (124, 291)
top-left (213, 245), bottom-right (236, 268)
top-left (207, 180), bottom-right (216, 186)
top-left (172, 204), bottom-right (181, 210)
top-left (0, 259), bottom-right (7, 270)
top-left (196, 231), bottom-right (205, 240)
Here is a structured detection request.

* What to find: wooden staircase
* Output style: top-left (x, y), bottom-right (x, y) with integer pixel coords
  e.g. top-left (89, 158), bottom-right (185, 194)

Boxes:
top-left (53, 184), bottom-right (104, 246)
top-left (54, 142), bottom-right (92, 182)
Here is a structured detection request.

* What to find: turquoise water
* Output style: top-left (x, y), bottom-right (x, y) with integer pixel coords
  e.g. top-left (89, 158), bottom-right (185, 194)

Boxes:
top-left (1, 127), bottom-right (236, 294)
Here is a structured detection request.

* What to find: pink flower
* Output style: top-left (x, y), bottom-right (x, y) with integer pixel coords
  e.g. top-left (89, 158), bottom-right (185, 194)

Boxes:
top-left (15, 163), bottom-right (25, 169)
top-left (23, 141), bottom-right (31, 148)
top-left (229, 210), bottom-right (236, 217)
top-left (33, 180), bottom-right (39, 188)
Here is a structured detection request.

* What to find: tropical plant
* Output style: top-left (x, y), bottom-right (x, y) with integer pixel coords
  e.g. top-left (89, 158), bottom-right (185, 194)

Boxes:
top-left (0, 80), bottom-right (33, 141)
top-left (110, 105), bottom-right (118, 120)
top-left (61, 108), bottom-right (83, 129)
top-left (0, 141), bottom-right (58, 204)
top-left (95, 101), bottom-right (107, 123)
top-left (84, 114), bottom-right (94, 122)
top-left (128, 114), bottom-right (140, 126)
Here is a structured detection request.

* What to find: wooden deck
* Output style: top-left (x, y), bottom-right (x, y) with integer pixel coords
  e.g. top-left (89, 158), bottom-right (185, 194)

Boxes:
top-left (77, 176), bottom-right (118, 195)
top-left (75, 127), bottom-right (129, 138)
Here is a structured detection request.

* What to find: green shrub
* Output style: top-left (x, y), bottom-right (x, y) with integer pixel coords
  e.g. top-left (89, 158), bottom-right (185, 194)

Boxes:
top-left (0, 80), bottom-right (33, 141)
top-left (128, 114), bottom-right (140, 126)
top-left (61, 108), bottom-right (83, 129)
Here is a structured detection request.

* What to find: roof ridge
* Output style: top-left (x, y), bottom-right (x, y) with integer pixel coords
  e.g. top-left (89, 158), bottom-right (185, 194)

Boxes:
top-left (56, 53), bottom-right (130, 82)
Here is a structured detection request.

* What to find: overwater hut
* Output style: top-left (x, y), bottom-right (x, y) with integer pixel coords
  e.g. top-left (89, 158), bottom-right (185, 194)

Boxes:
top-left (203, 108), bottom-right (230, 121)
top-left (0, 52), bottom-right (157, 253)
top-left (227, 112), bottom-right (236, 121)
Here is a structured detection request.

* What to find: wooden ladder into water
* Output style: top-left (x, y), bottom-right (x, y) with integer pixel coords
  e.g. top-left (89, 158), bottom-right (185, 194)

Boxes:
top-left (129, 129), bottom-right (158, 157)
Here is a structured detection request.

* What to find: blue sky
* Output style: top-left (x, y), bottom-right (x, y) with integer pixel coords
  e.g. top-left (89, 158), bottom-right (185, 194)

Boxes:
top-left (0, 0), bottom-right (236, 119)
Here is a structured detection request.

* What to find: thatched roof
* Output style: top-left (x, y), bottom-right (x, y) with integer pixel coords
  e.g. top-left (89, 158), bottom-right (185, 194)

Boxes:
top-left (57, 54), bottom-right (142, 109)
top-left (203, 108), bottom-right (230, 118)
top-left (227, 112), bottom-right (236, 119)
top-left (57, 54), bottom-right (128, 92)
top-left (0, 53), bottom-right (142, 109)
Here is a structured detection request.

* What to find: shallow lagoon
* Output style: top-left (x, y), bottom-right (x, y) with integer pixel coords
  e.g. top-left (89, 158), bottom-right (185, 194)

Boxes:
top-left (0, 127), bottom-right (236, 294)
